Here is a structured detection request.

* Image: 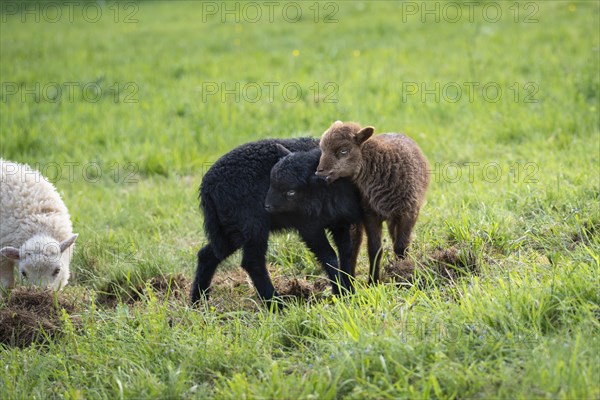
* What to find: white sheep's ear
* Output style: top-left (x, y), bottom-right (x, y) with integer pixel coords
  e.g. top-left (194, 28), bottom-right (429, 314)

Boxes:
top-left (275, 144), bottom-right (292, 158)
top-left (355, 126), bottom-right (375, 145)
top-left (0, 246), bottom-right (20, 260)
top-left (59, 234), bottom-right (78, 253)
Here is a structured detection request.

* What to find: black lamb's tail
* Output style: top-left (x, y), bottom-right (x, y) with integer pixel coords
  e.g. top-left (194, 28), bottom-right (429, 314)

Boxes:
top-left (199, 188), bottom-right (232, 260)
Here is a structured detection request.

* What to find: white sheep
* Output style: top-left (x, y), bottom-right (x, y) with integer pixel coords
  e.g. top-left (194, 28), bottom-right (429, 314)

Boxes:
top-left (0, 159), bottom-right (78, 292)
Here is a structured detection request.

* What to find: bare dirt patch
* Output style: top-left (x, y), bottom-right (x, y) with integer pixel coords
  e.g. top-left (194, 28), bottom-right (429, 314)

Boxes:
top-left (383, 246), bottom-right (478, 284)
top-left (148, 274), bottom-right (190, 300)
top-left (192, 266), bottom-right (334, 312)
top-left (277, 277), bottom-right (330, 301)
top-left (569, 220), bottom-right (598, 250)
top-left (0, 288), bottom-right (81, 348)
top-left (96, 273), bottom-right (191, 308)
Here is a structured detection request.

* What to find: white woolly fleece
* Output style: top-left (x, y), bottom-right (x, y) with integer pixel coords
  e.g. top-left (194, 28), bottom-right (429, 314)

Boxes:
top-left (0, 159), bottom-right (76, 290)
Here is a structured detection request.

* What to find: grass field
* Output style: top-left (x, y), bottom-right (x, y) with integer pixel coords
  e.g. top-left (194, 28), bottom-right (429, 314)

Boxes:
top-left (1, 1), bottom-right (599, 398)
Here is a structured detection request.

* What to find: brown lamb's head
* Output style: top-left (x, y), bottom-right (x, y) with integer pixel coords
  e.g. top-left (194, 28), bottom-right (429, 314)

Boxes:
top-left (316, 121), bottom-right (374, 183)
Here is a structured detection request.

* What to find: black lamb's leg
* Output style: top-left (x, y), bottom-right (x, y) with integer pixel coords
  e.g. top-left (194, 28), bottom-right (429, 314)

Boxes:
top-left (299, 228), bottom-right (348, 295)
top-left (364, 212), bottom-right (383, 285)
top-left (240, 238), bottom-right (281, 310)
top-left (191, 244), bottom-right (234, 304)
top-left (348, 224), bottom-right (363, 278)
top-left (331, 226), bottom-right (355, 294)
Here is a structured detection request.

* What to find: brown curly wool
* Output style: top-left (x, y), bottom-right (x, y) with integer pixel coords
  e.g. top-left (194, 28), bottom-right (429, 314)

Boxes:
top-left (317, 121), bottom-right (430, 283)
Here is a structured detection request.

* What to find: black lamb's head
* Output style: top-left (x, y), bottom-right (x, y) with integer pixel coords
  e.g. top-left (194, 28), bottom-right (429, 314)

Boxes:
top-left (264, 145), bottom-right (325, 214)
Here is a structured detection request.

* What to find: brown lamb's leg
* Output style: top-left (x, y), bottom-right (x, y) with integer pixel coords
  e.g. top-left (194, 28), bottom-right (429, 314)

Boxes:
top-left (388, 212), bottom-right (418, 259)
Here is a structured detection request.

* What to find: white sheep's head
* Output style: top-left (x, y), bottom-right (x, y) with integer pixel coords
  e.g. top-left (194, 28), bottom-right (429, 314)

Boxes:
top-left (0, 234), bottom-right (78, 290)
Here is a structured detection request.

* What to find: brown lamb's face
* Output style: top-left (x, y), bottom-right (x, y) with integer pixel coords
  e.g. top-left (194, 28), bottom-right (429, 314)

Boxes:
top-left (316, 121), bottom-right (374, 183)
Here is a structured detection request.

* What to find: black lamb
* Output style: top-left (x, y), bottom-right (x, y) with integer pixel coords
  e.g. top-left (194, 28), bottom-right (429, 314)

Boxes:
top-left (265, 145), bottom-right (364, 292)
top-left (191, 138), bottom-right (363, 308)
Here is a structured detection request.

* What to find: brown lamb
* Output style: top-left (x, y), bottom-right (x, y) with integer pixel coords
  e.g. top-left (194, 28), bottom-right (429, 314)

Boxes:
top-left (316, 121), bottom-right (430, 284)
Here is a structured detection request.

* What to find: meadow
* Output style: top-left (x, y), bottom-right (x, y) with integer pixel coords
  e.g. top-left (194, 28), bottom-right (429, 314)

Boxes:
top-left (0, 1), bottom-right (599, 398)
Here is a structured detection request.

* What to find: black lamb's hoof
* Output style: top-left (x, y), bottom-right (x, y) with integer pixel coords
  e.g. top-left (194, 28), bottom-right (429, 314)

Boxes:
top-left (265, 296), bottom-right (285, 313)
top-left (190, 287), bottom-right (210, 307)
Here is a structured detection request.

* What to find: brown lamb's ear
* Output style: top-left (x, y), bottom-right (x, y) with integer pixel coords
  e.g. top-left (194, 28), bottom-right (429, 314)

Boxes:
top-left (354, 126), bottom-right (374, 145)
top-left (0, 246), bottom-right (20, 260)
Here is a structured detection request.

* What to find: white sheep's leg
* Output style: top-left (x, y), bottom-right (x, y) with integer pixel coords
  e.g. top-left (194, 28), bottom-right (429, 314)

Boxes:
top-left (0, 258), bottom-right (15, 292)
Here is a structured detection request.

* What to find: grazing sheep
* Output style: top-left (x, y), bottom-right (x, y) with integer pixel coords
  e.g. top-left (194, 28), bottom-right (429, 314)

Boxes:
top-left (265, 145), bottom-right (363, 291)
top-left (0, 159), bottom-right (78, 292)
top-left (316, 121), bottom-right (430, 284)
top-left (191, 138), bottom-right (362, 307)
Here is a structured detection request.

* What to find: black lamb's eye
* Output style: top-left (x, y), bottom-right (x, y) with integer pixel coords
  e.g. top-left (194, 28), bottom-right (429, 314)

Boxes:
top-left (286, 190), bottom-right (296, 198)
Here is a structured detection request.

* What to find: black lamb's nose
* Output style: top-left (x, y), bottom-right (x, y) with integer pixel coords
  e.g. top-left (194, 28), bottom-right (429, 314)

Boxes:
top-left (264, 204), bottom-right (272, 211)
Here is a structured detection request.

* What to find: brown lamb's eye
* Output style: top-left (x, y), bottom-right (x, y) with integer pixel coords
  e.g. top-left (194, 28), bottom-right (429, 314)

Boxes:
top-left (338, 149), bottom-right (349, 157)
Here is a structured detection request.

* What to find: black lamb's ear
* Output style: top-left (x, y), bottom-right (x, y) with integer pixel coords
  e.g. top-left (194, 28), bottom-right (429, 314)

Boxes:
top-left (275, 144), bottom-right (292, 158)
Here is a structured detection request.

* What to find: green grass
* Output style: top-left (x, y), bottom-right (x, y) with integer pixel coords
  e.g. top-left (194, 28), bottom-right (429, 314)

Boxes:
top-left (1, 1), bottom-right (599, 398)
